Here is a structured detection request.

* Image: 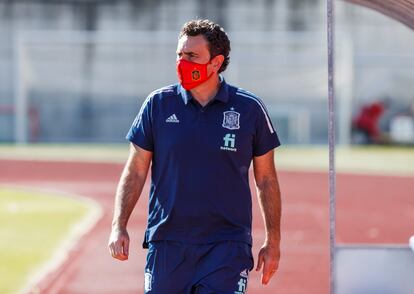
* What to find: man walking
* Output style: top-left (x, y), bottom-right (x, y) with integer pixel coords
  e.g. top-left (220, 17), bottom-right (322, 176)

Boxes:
top-left (108, 19), bottom-right (282, 294)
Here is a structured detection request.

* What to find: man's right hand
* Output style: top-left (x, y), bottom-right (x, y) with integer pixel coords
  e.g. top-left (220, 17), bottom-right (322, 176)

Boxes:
top-left (108, 228), bottom-right (130, 261)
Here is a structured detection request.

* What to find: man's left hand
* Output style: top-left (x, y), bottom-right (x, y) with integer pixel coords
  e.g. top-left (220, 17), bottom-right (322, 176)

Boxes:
top-left (255, 241), bottom-right (280, 285)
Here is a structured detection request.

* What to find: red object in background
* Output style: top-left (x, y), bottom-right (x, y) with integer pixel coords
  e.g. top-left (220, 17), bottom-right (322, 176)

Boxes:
top-left (353, 102), bottom-right (385, 139)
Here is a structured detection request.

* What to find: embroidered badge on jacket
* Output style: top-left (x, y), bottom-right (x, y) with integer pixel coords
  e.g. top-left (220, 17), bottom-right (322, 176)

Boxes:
top-left (222, 110), bottom-right (240, 130)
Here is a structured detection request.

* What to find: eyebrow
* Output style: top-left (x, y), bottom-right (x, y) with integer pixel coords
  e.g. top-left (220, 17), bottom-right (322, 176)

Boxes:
top-left (177, 51), bottom-right (198, 56)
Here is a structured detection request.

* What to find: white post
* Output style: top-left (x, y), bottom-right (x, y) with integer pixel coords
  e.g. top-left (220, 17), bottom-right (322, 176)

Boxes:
top-left (13, 31), bottom-right (28, 144)
top-left (327, 0), bottom-right (337, 293)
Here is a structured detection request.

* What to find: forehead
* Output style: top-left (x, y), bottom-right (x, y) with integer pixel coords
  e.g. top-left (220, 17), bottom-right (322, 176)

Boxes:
top-left (177, 35), bottom-right (209, 53)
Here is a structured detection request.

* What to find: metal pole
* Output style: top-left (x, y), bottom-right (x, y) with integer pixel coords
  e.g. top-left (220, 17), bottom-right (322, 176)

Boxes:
top-left (327, 0), bottom-right (336, 293)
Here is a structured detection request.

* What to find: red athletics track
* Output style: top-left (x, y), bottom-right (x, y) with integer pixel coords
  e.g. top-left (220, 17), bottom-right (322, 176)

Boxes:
top-left (1, 159), bottom-right (414, 294)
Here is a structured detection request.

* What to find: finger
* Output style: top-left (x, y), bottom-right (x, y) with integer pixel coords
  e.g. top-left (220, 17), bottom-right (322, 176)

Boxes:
top-left (116, 254), bottom-right (128, 261)
top-left (256, 250), bottom-right (264, 271)
top-left (114, 241), bottom-right (128, 260)
top-left (262, 259), bottom-right (277, 285)
top-left (261, 265), bottom-right (270, 284)
top-left (123, 238), bottom-right (130, 256)
top-left (262, 269), bottom-right (277, 285)
top-left (111, 243), bottom-right (121, 258)
top-left (109, 243), bottom-right (115, 257)
top-left (113, 250), bottom-right (128, 260)
top-left (118, 237), bottom-right (129, 260)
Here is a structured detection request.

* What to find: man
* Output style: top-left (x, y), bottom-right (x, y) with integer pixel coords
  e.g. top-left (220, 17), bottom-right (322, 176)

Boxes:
top-left (108, 19), bottom-right (282, 294)
top-left (352, 100), bottom-right (388, 144)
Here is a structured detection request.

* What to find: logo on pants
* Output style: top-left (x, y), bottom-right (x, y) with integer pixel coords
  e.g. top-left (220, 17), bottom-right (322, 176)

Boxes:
top-left (144, 270), bottom-right (152, 292)
top-left (234, 277), bottom-right (247, 294)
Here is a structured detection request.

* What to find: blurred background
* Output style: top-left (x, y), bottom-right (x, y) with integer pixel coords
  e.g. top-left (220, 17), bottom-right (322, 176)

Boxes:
top-left (0, 0), bottom-right (413, 146)
top-left (1, 1), bottom-right (414, 294)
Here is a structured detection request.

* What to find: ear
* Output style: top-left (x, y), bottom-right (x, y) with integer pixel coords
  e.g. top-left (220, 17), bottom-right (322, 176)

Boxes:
top-left (211, 55), bottom-right (225, 73)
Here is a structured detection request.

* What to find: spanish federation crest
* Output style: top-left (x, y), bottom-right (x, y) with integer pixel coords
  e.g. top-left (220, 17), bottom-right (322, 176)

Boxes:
top-left (192, 69), bottom-right (201, 81)
top-left (222, 110), bottom-right (240, 130)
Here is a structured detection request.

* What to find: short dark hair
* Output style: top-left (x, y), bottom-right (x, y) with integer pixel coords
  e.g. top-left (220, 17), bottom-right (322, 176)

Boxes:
top-left (179, 19), bottom-right (231, 73)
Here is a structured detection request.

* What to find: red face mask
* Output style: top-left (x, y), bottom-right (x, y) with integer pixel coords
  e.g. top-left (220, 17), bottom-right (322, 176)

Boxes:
top-left (176, 58), bottom-right (213, 90)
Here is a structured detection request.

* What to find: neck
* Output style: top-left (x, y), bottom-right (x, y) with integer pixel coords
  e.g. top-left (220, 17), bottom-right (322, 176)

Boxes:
top-left (190, 74), bottom-right (220, 107)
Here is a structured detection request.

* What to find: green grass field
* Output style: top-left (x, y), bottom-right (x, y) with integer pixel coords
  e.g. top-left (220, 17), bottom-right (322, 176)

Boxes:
top-left (0, 188), bottom-right (90, 294)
